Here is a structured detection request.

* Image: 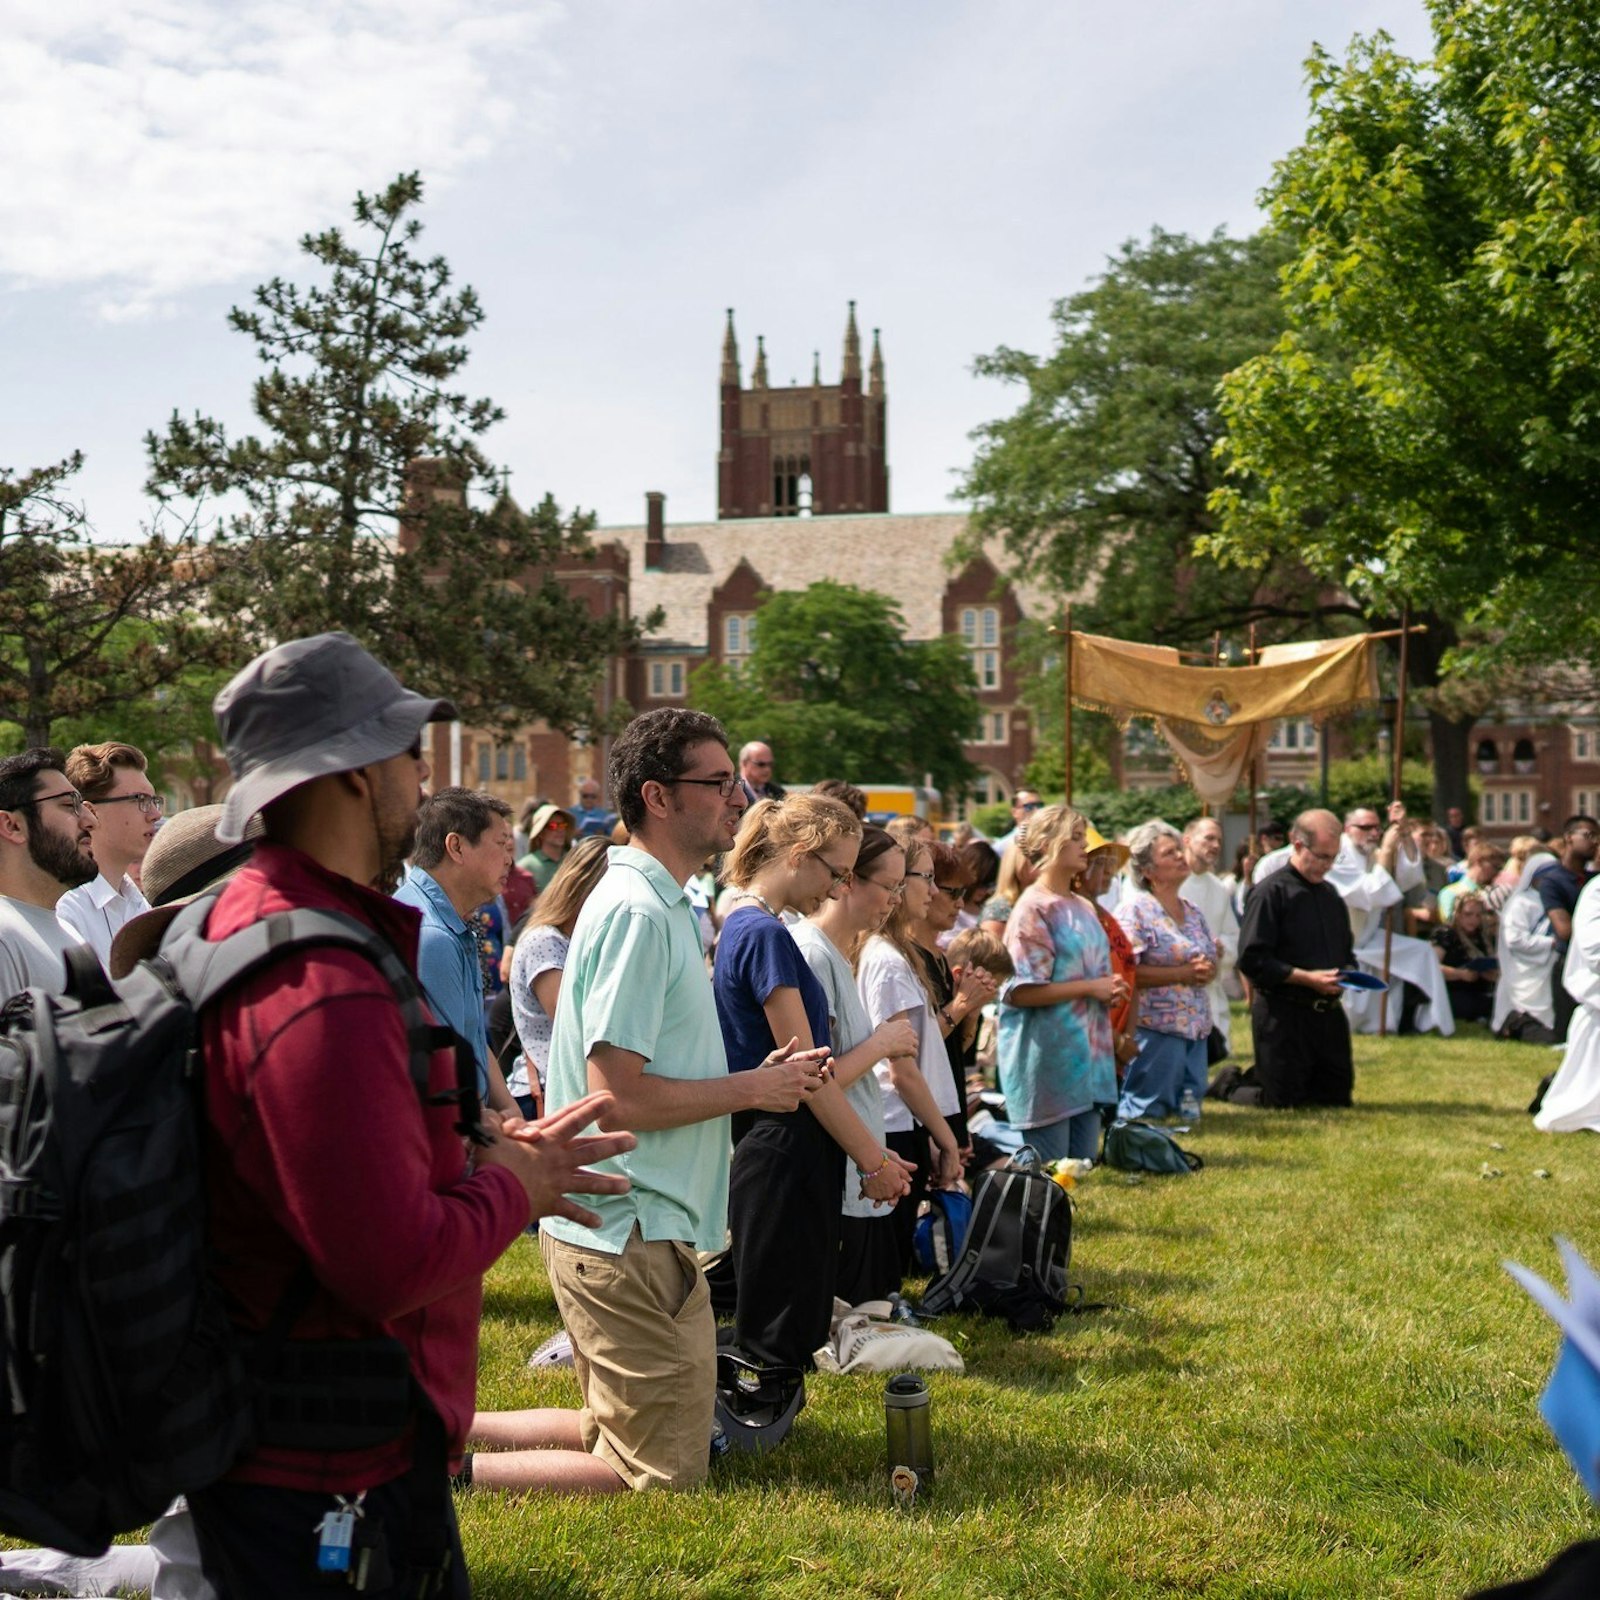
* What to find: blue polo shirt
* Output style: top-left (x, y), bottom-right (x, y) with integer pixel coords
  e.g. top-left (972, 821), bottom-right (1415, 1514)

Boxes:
top-left (394, 866), bottom-right (490, 1096)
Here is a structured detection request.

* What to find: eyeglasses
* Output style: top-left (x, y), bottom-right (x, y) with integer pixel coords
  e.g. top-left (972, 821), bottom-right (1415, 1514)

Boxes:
top-left (860, 876), bottom-right (905, 897)
top-left (11, 788), bottom-right (89, 818)
top-left (92, 793), bottom-right (166, 818)
top-left (665, 774), bottom-right (743, 799)
top-left (1017, 800), bottom-right (1042, 813)
top-left (904, 869), bottom-right (935, 884)
top-left (934, 881), bottom-right (966, 896)
top-left (1297, 842), bottom-right (1338, 864)
top-left (811, 854), bottom-right (855, 888)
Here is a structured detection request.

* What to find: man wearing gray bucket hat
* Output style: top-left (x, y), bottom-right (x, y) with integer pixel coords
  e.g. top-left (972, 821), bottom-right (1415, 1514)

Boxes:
top-left (186, 632), bottom-right (636, 1598)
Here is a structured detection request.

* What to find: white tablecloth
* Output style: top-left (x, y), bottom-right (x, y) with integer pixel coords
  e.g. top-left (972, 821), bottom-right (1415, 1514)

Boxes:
top-left (1344, 930), bottom-right (1456, 1037)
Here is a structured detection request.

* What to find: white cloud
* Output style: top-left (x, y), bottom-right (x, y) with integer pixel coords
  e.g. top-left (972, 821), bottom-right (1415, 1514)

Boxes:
top-left (0, 0), bottom-right (561, 317)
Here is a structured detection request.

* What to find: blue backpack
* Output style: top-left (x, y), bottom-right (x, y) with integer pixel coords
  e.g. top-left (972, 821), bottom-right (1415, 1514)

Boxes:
top-left (913, 1189), bottom-right (974, 1276)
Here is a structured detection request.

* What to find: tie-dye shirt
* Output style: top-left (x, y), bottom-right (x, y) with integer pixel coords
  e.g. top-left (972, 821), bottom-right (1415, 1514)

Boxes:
top-left (997, 884), bottom-right (1115, 1127)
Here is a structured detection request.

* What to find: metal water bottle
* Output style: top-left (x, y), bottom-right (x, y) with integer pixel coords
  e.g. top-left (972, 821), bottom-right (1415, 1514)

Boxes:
top-left (884, 1372), bottom-right (934, 1502)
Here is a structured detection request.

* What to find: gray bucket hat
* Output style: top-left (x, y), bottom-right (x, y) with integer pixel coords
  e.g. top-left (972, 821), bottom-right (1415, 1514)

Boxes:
top-left (213, 632), bottom-right (456, 844)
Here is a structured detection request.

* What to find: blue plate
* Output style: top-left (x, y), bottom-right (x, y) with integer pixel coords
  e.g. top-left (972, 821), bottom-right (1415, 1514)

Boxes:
top-left (1336, 969), bottom-right (1389, 992)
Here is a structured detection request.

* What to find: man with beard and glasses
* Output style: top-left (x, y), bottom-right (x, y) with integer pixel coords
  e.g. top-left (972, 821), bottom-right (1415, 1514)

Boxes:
top-left (0, 747), bottom-right (100, 1001)
top-left (188, 633), bottom-right (636, 1599)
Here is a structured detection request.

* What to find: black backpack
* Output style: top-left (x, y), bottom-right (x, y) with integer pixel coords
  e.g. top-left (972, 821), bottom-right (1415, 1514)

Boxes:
top-left (918, 1161), bottom-right (1075, 1332)
top-left (0, 899), bottom-right (481, 1557)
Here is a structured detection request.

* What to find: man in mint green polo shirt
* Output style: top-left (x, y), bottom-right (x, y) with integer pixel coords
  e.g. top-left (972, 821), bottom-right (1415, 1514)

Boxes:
top-left (539, 708), bottom-right (827, 1491)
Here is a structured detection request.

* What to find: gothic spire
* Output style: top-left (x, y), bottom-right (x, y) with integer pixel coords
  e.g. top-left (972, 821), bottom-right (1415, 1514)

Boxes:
top-left (842, 300), bottom-right (862, 383)
top-left (753, 334), bottom-right (769, 388)
top-left (869, 327), bottom-right (885, 398)
top-left (812, 350), bottom-right (821, 386)
top-left (720, 308), bottom-right (739, 385)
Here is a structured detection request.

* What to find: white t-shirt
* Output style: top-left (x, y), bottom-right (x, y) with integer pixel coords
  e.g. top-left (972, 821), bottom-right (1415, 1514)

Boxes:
top-left (56, 873), bottom-right (151, 970)
top-left (857, 934), bottom-right (958, 1134)
top-left (791, 921), bottom-right (888, 1218)
top-left (508, 923), bottom-right (570, 1094)
top-left (0, 896), bottom-right (90, 1003)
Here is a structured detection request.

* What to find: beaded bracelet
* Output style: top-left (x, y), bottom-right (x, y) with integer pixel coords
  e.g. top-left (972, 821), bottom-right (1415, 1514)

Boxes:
top-left (858, 1150), bottom-right (892, 1184)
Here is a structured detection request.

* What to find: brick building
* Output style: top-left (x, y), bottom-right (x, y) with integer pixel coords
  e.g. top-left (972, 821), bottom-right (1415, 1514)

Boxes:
top-left (387, 309), bottom-right (1045, 819)
top-left (158, 310), bottom-right (1595, 835)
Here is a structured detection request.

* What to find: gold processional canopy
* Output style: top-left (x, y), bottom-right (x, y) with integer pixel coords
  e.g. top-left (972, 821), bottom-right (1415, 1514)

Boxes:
top-left (1068, 632), bottom-right (1382, 806)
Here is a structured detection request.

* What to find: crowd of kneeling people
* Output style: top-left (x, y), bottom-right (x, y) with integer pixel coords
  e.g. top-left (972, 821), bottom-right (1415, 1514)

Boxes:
top-left (5, 628), bottom-right (1598, 1596)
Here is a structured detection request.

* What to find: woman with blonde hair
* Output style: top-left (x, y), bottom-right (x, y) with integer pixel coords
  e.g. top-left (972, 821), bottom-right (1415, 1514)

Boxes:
top-left (997, 804), bottom-right (1124, 1161)
top-left (980, 843), bottom-right (1036, 941)
top-left (794, 827), bottom-right (921, 1305)
top-left (714, 796), bottom-right (913, 1369)
top-left (857, 835), bottom-right (966, 1279)
top-left (505, 835), bottom-right (611, 1119)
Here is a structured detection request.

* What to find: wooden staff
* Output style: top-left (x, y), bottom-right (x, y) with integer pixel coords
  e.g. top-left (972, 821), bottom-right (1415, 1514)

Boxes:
top-left (1063, 603), bottom-right (1074, 804)
top-left (1379, 603), bottom-right (1412, 1038)
top-left (1247, 623), bottom-right (1260, 846)
top-left (1201, 631), bottom-right (1222, 818)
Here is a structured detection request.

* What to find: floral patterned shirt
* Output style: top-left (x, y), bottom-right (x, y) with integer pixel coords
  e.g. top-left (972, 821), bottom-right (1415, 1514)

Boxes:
top-left (1113, 891), bottom-right (1217, 1040)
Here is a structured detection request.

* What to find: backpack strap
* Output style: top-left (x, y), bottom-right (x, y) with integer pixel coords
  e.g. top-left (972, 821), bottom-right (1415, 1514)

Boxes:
top-left (161, 897), bottom-right (488, 1145)
top-left (61, 943), bottom-right (117, 1007)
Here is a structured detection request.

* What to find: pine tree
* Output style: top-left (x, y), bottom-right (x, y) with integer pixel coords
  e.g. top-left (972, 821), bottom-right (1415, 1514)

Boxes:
top-left (146, 172), bottom-right (646, 733)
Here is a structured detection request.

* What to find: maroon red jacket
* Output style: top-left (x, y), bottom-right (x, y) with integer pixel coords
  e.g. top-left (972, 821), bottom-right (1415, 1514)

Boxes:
top-left (200, 843), bottom-right (529, 1491)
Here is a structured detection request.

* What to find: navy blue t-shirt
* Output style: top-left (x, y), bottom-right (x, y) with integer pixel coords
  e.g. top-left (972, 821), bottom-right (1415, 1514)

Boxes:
top-left (1538, 864), bottom-right (1583, 953)
top-left (712, 907), bottom-right (832, 1071)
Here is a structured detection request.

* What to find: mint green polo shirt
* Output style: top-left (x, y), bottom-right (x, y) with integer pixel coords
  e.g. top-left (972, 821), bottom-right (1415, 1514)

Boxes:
top-left (541, 846), bottom-right (730, 1255)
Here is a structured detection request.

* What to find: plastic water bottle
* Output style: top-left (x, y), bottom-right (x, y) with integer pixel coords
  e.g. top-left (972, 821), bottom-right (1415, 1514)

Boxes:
top-left (1179, 1088), bottom-right (1200, 1124)
top-left (884, 1373), bottom-right (934, 1502)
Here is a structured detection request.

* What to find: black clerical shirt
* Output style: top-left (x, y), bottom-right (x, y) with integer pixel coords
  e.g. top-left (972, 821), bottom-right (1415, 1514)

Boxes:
top-left (1237, 864), bottom-right (1354, 993)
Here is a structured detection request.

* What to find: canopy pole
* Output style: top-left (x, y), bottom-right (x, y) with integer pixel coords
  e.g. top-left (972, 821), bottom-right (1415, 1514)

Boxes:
top-left (1063, 604), bottom-right (1074, 806)
top-left (1379, 603), bottom-right (1412, 1038)
top-left (1201, 632), bottom-right (1222, 817)
top-left (1247, 624), bottom-right (1260, 845)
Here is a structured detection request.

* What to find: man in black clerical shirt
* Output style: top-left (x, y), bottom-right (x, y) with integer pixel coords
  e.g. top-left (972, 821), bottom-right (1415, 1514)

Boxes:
top-left (1238, 809), bottom-right (1356, 1108)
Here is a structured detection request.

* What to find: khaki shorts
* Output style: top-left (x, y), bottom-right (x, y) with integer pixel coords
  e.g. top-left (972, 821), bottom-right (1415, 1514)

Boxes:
top-left (539, 1226), bottom-right (715, 1490)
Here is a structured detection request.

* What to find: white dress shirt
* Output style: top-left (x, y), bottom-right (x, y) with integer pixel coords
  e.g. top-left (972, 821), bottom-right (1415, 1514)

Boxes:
top-left (56, 873), bottom-right (150, 971)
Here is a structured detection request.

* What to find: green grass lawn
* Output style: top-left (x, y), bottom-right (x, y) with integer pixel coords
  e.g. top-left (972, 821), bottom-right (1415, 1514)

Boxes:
top-left (464, 1015), bottom-right (1600, 1598)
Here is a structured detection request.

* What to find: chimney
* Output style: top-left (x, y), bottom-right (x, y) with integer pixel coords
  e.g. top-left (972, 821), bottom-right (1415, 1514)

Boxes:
top-left (645, 491), bottom-right (666, 569)
top-left (399, 456), bottom-right (465, 554)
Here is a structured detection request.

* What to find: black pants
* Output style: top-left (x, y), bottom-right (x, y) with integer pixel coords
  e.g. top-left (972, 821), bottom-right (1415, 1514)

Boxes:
top-left (1555, 965), bottom-right (1578, 1043)
top-left (885, 1126), bottom-right (933, 1278)
top-left (1447, 980), bottom-right (1495, 1026)
top-left (190, 1472), bottom-right (468, 1599)
top-left (837, 1213), bottom-right (904, 1306)
top-left (1251, 996), bottom-right (1353, 1108)
top-left (728, 1105), bottom-right (844, 1369)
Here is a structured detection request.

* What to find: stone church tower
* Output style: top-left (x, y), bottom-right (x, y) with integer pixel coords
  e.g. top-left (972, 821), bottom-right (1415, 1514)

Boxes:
top-left (717, 304), bottom-right (888, 518)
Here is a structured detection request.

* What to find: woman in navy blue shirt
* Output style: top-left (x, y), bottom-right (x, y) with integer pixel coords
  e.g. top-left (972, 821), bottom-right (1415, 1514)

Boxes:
top-left (714, 795), bottom-right (913, 1371)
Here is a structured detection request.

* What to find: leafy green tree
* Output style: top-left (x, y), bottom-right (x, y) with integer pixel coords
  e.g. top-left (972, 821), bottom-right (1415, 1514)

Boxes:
top-left (959, 228), bottom-right (1350, 648)
top-left (1208, 1), bottom-right (1600, 798)
top-left (687, 581), bottom-right (981, 796)
top-left (146, 172), bottom-right (645, 736)
top-left (0, 454), bottom-right (238, 751)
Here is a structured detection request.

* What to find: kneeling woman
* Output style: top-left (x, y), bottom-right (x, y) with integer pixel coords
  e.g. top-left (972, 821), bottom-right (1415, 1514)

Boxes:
top-left (998, 805), bottom-right (1123, 1161)
top-left (714, 796), bottom-right (913, 1369)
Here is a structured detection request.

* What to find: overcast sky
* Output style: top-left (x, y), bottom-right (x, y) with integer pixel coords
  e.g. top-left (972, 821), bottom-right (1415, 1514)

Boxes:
top-left (2, 1), bottom-right (1438, 541)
